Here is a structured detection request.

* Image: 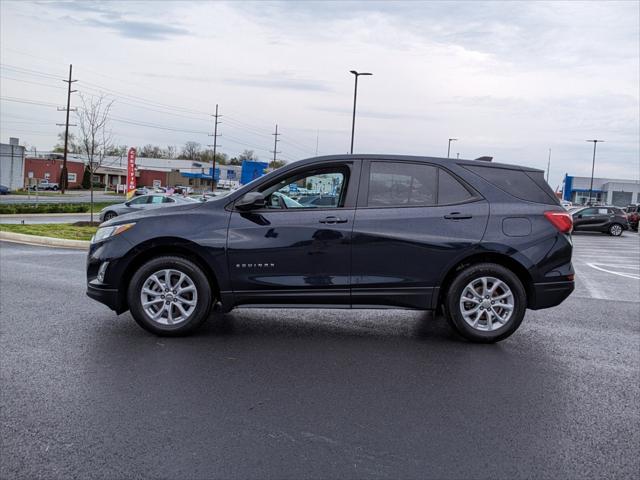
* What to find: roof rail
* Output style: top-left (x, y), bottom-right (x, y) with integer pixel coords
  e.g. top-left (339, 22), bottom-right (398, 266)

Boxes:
top-left (474, 156), bottom-right (493, 162)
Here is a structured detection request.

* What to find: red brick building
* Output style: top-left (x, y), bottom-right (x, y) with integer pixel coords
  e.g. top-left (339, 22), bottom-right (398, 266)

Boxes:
top-left (23, 156), bottom-right (169, 190)
top-left (24, 157), bottom-right (85, 188)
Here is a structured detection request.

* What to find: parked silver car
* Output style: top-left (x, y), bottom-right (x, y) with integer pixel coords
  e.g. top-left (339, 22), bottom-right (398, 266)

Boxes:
top-left (99, 194), bottom-right (198, 222)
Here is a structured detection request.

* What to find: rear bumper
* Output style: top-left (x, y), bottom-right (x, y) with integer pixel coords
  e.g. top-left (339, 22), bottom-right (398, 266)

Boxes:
top-left (529, 280), bottom-right (574, 310)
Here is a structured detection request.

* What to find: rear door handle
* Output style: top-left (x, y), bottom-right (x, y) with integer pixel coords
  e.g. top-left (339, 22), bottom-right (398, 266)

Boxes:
top-left (444, 212), bottom-right (473, 220)
top-left (319, 216), bottom-right (348, 224)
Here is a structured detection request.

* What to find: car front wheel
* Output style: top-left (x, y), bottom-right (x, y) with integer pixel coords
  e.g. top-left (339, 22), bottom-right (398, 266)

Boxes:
top-left (103, 211), bottom-right (117, 221)
top-left (608, 223), bottom-right (623, 236)
top-left (445, 263), bottom-right (526, 343)
top-left (127, 256), bottom-right (212, 336)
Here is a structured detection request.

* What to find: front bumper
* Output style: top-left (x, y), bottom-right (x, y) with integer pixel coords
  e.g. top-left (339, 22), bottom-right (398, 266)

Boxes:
top-left (529, 280), bottom-right (574, 310)
top-left (86, 280), bottom-right (122, 312)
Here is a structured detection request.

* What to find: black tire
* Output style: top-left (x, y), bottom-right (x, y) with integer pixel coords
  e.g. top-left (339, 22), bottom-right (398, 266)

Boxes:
top-left (444, 263), bottom-right (527, 343)
top-left (52, 185), bottom-right (59, 191)
top-left (127, 256), bottom-right (213, 336)
top-left (608, 223), bottom-right (623, 236)
top-left (103, 211), bottom-right (117, 221)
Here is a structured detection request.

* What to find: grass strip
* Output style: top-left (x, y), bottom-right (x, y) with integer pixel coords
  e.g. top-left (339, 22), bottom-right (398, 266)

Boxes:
top-left (0, 202), bottom-right (118, 215)
top-left (0, 223), bottom-right (99, 241)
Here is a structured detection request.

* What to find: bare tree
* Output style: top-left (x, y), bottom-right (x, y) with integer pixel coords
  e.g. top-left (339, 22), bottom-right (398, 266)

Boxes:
top-left (164, 145), bottom-right (177, 159)
top-left (180, 141), bottom-right (201, 160)
top-left (76, 93), bottom-right (115, 223)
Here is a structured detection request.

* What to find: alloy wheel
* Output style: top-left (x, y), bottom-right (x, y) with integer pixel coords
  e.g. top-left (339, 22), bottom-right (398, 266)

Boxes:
top-left (610, 224), bottom-right (622, 236)
top-left (140, 269), bottom-right (198, 325)
top-left (459, 276), bottom-right (515, 332)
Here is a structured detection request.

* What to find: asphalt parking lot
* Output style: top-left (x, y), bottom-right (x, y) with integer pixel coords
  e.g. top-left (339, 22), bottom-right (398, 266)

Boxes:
top-left (1, 233), bottom-right (638, 479)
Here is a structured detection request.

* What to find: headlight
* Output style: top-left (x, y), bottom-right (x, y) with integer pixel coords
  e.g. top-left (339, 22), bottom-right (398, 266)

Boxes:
top-left (92, 223), bottom-right (135, 243)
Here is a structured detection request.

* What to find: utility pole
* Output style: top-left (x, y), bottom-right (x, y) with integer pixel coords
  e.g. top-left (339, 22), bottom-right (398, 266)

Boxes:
top-left (271, 124), bottom-right (281, 167)
top-left (586, 140), bottom-right (604, 205)
top-left (315, 129), bottom-right (319, 156)
top-left (546, 148), bottom-right (552, 183)
top-left (208, 104), bottom-right (222, 190)
top-left (447, 138), bottom-right (457, 158)
top-left (56, 64), bottom-right (77, 194)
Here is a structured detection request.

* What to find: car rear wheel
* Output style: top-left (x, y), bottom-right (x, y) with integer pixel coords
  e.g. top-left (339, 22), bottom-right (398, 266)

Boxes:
top-left (608, 223), bottom-right (623, 236)
top-left (127, 256), bottom-right (212, 336)
top-left (445, 263), bottom-right (526, 343)
top-left (103, 211), bottom-right (117, 221)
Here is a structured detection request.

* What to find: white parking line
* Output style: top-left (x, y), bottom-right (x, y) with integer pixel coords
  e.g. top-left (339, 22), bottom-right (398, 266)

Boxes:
top-left (586, 263), bottom-right (640, 280)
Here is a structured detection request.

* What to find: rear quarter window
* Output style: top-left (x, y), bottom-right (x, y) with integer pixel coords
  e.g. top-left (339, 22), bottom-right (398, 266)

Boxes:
top-left (463, 165), bottom-right (559, 205)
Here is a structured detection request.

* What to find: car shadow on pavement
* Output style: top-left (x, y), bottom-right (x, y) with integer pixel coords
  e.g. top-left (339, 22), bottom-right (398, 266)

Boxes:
top-left (189, 308), bottom-right (470, 345)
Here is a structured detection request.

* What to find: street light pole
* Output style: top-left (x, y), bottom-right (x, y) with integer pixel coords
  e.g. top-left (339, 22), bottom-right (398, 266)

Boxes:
top-left (447, 138), bottom-right (457, 158)
top-left (546, 148), bottom-right (551, 183)
top-left (586, 140), bottom-right (604, 205)
top-left (349, 70), bottom-right (372, 154)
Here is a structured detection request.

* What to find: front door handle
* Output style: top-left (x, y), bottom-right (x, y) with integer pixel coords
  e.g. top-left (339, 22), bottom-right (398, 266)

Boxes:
top-left (319, 216), bottom-right (348, 224)
top-left (444, 212), bottom-right (473, 220)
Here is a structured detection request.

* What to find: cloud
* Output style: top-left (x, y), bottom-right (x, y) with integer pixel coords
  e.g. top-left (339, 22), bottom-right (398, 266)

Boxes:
top-left (224, 74), bottom-right (333, 93)
top-left (44, 0), bottom-right (190, 40)
top-left (312, 106), bottom-right (435, 122)
top-left (85, 18), bottom-right (189, 40)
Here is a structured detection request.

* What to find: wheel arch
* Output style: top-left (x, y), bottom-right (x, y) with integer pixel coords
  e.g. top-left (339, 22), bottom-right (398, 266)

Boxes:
top-left (436, 251), bottom-right (534, 309)
top-left (117, 238), bottom-right (222, 312)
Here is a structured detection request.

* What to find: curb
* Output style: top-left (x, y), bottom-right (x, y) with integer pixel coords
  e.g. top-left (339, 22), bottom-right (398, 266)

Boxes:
top-left (0, 231), bottom-right (90, 249)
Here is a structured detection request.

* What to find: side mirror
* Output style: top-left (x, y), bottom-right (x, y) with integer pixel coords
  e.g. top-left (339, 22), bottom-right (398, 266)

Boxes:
top-left (124, 201), bottom-right (131, 206)
top-left (236, 192), bottom-right (266, 211)
top-left (577, 214), bottom-right (582, 219)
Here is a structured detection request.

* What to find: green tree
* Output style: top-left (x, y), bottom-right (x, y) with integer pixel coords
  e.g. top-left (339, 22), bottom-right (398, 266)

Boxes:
top-left (238, 149), bottom-right (257, 162)
top-left (269, 159), bottom-right (286, 169)
top-left (81, 166), bottom-right (91, 189)
top-left (52, 131), bottom-right (81, 154)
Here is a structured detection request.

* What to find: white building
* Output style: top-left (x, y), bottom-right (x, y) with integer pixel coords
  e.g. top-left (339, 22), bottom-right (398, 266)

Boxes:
top-left (562, 174), bottom-right (640, 206)
top-left (0, 138), bottom-right (25, 191)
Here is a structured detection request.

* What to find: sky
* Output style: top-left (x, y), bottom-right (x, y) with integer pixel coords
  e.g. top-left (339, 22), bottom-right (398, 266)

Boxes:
top-left (1, 0), bottom-right (638, 190)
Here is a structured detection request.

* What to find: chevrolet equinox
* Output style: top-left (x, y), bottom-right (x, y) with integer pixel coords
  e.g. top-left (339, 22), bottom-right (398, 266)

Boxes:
top-left (87, 154), bottom-right (574, 342)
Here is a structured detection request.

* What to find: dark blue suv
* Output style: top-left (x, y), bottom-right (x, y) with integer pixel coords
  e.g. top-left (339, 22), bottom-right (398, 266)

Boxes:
top-left (86, 154), bottom-right (574, 342)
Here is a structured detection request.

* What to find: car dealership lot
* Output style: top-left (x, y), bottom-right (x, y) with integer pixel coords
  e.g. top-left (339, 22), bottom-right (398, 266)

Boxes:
top-left (1, 236), bottom-right (638, 480)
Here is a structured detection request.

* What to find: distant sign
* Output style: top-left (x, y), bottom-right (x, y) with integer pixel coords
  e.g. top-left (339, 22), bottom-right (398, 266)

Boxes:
top-left (126, 147), bottom-right (137, 199)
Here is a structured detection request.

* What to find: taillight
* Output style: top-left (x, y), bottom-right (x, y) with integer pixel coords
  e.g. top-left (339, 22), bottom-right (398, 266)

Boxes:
top-left (544, 211), bottom-right (573, 233)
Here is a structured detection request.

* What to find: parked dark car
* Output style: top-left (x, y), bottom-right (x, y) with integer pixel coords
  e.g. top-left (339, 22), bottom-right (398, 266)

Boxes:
top-left (86, 154), bottom-right (574, 342)
top-left (0, 184), bottom-right (9, 195)
top-left (624, 204), bottom-right (639, 231)
top-left (571, 206), bottom-right (629, 236)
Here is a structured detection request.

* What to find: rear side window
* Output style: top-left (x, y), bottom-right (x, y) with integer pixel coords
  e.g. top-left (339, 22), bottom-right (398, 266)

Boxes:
top-left (368, 162), bottom-right (437, 207)
top-left (464, 165), bottom-right (559, 205)
top-left (438, 168), bottom-right (474, 204)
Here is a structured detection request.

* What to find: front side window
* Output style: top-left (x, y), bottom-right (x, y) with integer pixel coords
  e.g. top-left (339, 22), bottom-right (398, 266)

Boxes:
top-left (259, 169), bottom-right (347, 209)
top-left (149, 195), bottom-right (165, 204)
top-left (368, 162), bottom-right (437, 207)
